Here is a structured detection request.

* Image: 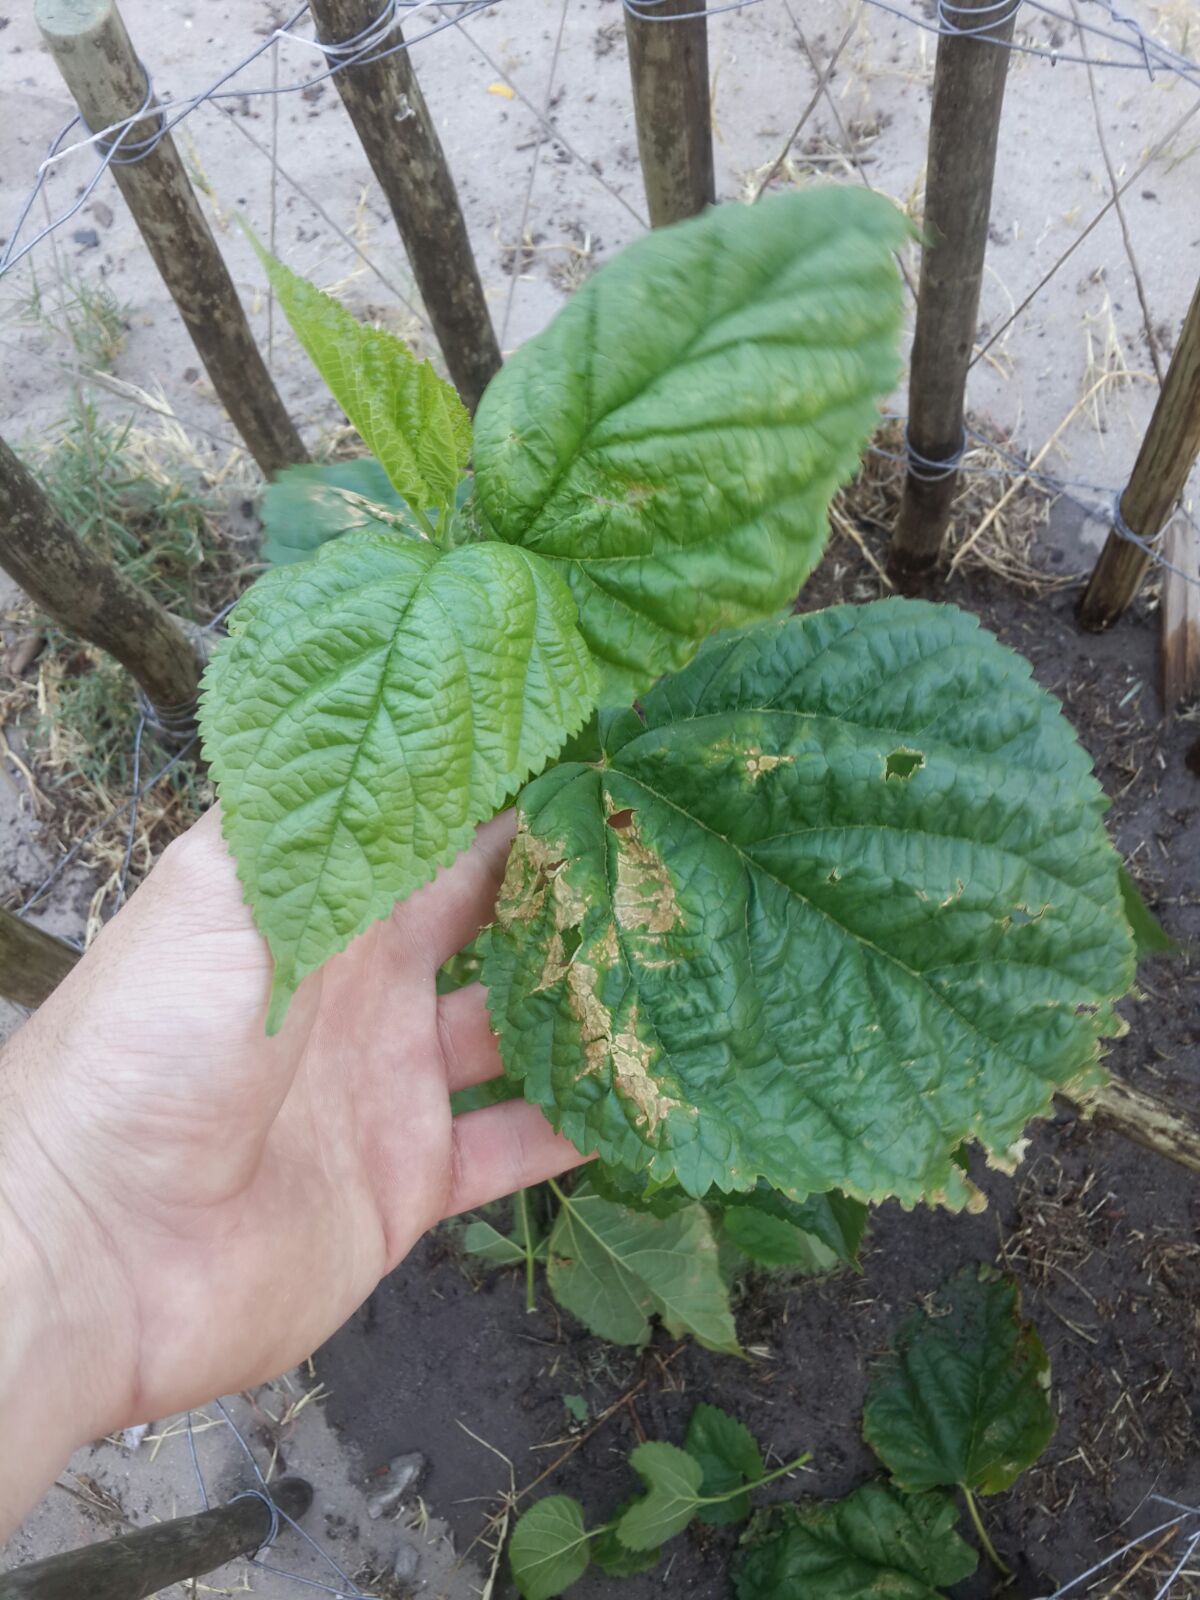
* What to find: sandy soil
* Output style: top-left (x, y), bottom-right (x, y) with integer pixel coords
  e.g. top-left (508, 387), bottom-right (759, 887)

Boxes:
top-left (1, 0), bottom-right (1198, 1595)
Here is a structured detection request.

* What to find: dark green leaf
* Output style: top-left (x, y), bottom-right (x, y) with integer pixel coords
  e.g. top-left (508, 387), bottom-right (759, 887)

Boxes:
top-left (718, 1184), bottom-right (868, 1270)
top-left (449, 1077), bottom-right (521, 1115)
top-left (734, 1485), bottom-right (977, 1599)
top-left (587, 1162), bottom-right (693, 1217)
top-left (720, 1206), bottom-right (840, 1273)
top-left (863, 1266), bottom-right (1055, 1494)
top-left (482, 600), bottom-right (1134, 1204)
top-left (508, 1496), bottom-right (590, 1600)
top-left (685, 1403), bottom-right (764, 1525)
top-left (473, 189), bottom-right (907, 699)
top-left (615, 1442), bottom-right (706, 1551)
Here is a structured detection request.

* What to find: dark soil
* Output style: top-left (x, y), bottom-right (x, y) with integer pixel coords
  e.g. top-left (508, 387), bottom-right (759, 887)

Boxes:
top-left (317, 515), bottom-right (1199, 1600)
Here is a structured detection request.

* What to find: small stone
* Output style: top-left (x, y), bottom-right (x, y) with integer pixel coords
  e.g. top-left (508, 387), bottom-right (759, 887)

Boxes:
top-left (366, 1452), bottom-right (427, 1520)
top-left (91, 200), bottom-right (114, 228)
top-left (72, 228), bottom-right (99, 249)
top-left (391, 1539), bottom-right (420, 1584)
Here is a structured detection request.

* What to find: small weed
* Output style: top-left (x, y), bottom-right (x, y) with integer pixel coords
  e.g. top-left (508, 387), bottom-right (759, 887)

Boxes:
top-left (15, 265), bottom-right (130, 372)
top-left (2, 400), bottom-right (252, 898)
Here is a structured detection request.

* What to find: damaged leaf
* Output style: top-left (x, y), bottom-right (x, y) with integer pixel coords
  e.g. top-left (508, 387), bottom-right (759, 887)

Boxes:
top-left (481, 599), bottom-right (1135, 1206)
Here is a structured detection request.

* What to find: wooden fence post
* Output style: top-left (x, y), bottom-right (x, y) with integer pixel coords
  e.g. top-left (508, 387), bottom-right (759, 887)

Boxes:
top-left (0, 436), bottom-right (203, 730)
top-left (35, 0), bottom-right (308, 479)
top-left (1079, 278), bottom-right (1200, 633)
top-left (0, 908), bottom-right (79, 1009)
top-left (624, 0), bottom-right (715, 227)
top-left (309, 0), bottom-right (501, 411)
top-left (889, 0), bottom-right (1018, 579)
top-left (0, 1477), bottom-right (313, 1600)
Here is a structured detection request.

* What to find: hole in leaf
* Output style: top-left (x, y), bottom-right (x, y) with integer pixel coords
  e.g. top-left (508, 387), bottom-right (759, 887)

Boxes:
top-left (561, 924), bottom-right (583, 962)
top-left (885, 748), bottom-right (924, 781)
top-left (607, 807), bottom-right (635, 831)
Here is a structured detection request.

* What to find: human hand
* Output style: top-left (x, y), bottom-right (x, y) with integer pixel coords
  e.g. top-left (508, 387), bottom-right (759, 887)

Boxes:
top-left (0, 807), bottom-right (584, 1532)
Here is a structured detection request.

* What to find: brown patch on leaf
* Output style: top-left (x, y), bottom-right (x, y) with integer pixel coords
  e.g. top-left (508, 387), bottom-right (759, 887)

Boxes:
top-left (745, 748), bottom-right (796, 782)
top-left (609, 806), bottom-right (682, 936)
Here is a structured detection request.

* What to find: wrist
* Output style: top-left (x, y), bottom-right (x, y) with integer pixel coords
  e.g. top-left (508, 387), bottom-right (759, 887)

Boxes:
top-left (0, 1030), bottom-right (136, 1535)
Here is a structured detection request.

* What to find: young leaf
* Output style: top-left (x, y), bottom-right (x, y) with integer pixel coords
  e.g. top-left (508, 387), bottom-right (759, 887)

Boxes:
top-left (473, 188), bottom-right (907, 699)
top-left (546, 1178), bottom-right (740, 1353)
top-left (462, 1219), bottom-right (530, 1266)
top-left (733, 1486), bottom-right (977, 1600)
top-left (591, 1509), bottom-right (662, 1577)
top-left (260, 459), bottom-right (413, 566)
top-left (1118, 864), bottom-right (1180, 959)
top-left (615, 1441), bottom-right (706, 1551)
top-left (508, 1495), bottom-right (591, 1600)
top-left (482, 599), bottom-right (1135, 1205)
top-left (862, 1266), bottom-right (1055, 1494)
top-left (201, 532), bottom-right (598, 1030)
top-left (720, 1205), bottom-right (840, 1273)
top-left (587, 1161), bottom-right (693, 1217)
top-left (714, 1182), bottom-right (867, 1271)
top-left (685, 1403), bottom-right (764, 1526)
top-left (250, 239), bottom-right (470, 513)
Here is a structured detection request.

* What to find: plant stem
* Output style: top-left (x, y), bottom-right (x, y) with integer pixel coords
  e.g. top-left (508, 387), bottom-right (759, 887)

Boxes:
top-left (516, 1188), bottom-right (537, 1314)
top-left (962, 1485), bottom-right (1014, 1583)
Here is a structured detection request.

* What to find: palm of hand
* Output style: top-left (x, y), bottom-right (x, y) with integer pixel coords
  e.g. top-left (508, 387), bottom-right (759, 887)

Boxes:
top-left (4, 807), bottom-right (581, 1431)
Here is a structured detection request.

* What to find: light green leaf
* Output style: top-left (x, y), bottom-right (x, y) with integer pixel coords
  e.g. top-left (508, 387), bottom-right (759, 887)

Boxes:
top-left (863, 1266), bottom-right (1055, 1494)
top-left (615, 1441), bottom-right (706, 1551)
top-left (201, 531), bottom-right (597, 1031)
top-left (546, 1177), bottom-right (739, 1353)
top-left (1118, 865), bottom-right (1180, 959)
top-left (260, 458), bottom-right (414, 566)
top-left (481, 599), bottom-right (1135, 1204)
top-left (685, 1403), bottom-right (764, 1526)
top-left (508, 1495), bottom-right (590, 1600)
top-left (462, 1220), bottom-right (528, 1266)
top-left (734, 1486), bottom-right (977, 1600)
top-left (473, 188), bottom-right (907, 699)
top-left (251, 239), bottom-right (470, 512)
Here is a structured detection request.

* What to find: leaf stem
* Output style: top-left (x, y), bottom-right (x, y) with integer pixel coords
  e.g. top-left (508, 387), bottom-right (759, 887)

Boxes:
top-left (962, 1486), bottom-right (1014, 1583)
top-left (411, 502), bottom-right (440, 544)
top-left (697, 1453), bottom-right (812, 1505)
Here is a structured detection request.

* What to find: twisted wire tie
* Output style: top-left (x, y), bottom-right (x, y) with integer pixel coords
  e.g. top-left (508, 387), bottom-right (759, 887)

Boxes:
top-left (904, 424), bottom-right (967, 483)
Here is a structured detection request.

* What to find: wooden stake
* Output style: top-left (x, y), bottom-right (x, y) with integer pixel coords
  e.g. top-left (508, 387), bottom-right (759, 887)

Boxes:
top-left (0, 435), bottom-right (203, 729)
top-left (309, 0), bottom-right (501, 411)
top-left (35, 0), bottom-right (307, 479)
top-left (1061, 1077), bottom-right (1200, 1177)
top-left (889, 0), bottom-right (1018, 579)
top-left (0, 1477), bottom-right (313, 1600)
top-left (1080, 278), bottom-right (1200, 630)
top-left (1160, 520), bottom-right (1200, 707)
top-left (0, 908), bottom-right (79, 1009)
top-left (624, 0), bottom-right (715, 228)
